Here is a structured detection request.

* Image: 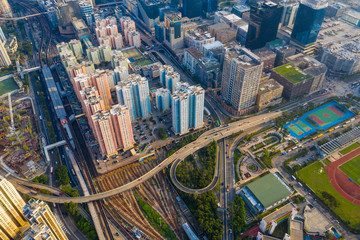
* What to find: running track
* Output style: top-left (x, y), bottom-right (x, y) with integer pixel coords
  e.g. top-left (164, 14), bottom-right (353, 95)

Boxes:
top-left (325, 146), bottom-right (360, 207)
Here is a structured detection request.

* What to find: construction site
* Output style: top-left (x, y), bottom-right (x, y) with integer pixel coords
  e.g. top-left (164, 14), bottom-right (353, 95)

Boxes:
top-left (0, 95), bottom-right (45, 179)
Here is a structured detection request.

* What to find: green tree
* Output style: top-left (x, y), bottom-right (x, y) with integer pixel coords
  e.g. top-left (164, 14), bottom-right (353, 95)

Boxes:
top-left (158, 127), bottom-right (168, 140)
top-left (229, 195), bottom-right (247, 236)
top-left (32, 174), bottom-right (48, 184)
top-left (40, 189), bottom-right (51, 195)
top-left (22, 41), bottom-right (33, 56)
top-left (55, 165), bottom-right (70, 185)
top-left (61, 185), bottom-right (79, 197)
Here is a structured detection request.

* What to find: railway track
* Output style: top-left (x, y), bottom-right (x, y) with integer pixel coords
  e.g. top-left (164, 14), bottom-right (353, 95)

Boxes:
top-left (96, 160), bottom-right (184, 239)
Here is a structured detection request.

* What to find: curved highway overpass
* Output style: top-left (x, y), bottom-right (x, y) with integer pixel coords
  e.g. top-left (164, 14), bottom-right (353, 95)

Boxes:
top-left (4, 112), bottom-right (281, 203)
top-left (169, 128), bottom-right (260, 194)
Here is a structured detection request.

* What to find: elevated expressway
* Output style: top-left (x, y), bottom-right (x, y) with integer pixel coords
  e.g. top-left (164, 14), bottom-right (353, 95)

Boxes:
top-left (4, 112), bottom-right (281, 203)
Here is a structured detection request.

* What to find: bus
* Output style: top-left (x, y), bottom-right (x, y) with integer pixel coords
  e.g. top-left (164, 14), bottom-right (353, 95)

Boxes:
top-left (50, 167), bottom-right (54, 174)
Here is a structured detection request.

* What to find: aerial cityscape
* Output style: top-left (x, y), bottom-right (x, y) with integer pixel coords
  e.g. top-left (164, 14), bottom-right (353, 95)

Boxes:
top-left (0, 0), bottom-right (360, 239)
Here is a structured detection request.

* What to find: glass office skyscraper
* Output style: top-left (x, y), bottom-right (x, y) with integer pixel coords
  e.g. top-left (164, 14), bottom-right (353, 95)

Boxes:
top-left (291, 0), bottom-right (328, 45)
top-left (245, 1), bottom-right (283, 50)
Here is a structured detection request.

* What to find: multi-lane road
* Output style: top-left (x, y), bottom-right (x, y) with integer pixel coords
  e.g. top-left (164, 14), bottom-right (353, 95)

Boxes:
top-left (5, 112), bottom-right (281, 203)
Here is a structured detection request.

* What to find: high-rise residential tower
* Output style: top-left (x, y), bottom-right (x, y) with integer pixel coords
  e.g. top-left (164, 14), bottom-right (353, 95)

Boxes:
top-left (165, 71), bottom-right (180, 93)
top-left (110, 104), bottom-right (135, 150)
top-left (155, 88), bottom-right (171, 111)
top-left (0, 39), bottom-right (11, 66)
top-left (116, 74), bottom-right (151, 121)
top-left (0, 0), bottom-right (12, 17)
top-left (221, 46), bottom-right (263, 112)
top-left (291, 0), bottom-right (328, 46)
top-left (0, 177), bottom-right (27, 238)
top-left (245, 1), bottom-right (283, 50)
top-left (172, 84), bottom-right (204, 134)
top-left (23, 200), bottom-right (68, 240)
top-left (159, 65), bottom-right (174, 86)
top-left (91, 110), bottom-right (118, 155)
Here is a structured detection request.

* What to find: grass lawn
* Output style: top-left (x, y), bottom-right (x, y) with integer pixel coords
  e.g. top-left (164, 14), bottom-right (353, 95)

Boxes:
top-left (264, 137), bottom-right (277, 145)
top-left (340, 142), bottom-right (360, 155)
top-left (0, 77), bottom-right (19, 96)
top-left (273, 63), bottom-right (312, 84)
top-left (255, 142), bottom-right (265, 149)
top-left (134, 192), bottom-right (178, 240)
top-left (339, 155), bottom-right (360, 186)
top-left (272, 220), bottom-right (288, 239)
top-left (298, 162), bottom-right (360, 230)
top-left (323, 158), bottom-right (331, 165)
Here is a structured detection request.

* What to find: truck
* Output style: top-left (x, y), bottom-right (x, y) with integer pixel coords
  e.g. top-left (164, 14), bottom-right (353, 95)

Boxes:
top-left (282, 152), bottom-right (287, 155)
top-left (50, 167), bottom-right (54, 174)
top-left (226, 185), bottom-right (229, 192)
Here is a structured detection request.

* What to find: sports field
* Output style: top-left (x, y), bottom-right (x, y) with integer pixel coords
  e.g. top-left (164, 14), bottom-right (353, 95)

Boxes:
top-left (308, 105), bottom-right (344, 127)
top-left (339, 155), bottom-right (360, 186)
top-left (122, 47), bottom-right (141, 58)
top-left (298, 162), bottom-right (360, 230)
top-left (284, 101), bottom-right (355, 139)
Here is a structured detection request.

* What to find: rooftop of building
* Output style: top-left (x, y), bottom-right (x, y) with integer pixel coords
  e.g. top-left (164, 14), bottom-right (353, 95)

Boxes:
top-left (273, 63), bottom-right (312, 83)
top-left (343, 9), bottom-right (360, 19)
top-left (262, 202), bottom-right (295, 224)
top-left (185, 47), bottom-right (205, 61)
top-left (232, 19), bottom-right (248, 28)
top-left (245, 173), bottom-right (292, 209)
top-left (329, 2), bottom-right (349, 9)
top-left (165, 11), bottom-right (182, 21)
top-left (208, 22), bottom-right (229, 31)
top-left (198, 56), bottom-right (220, 68)
top-left (232, 3), bottom-right (250, 11)
top-left (227, 46), bottom-right (262, 68)
top-left (204, 40), bottom-right (224, 49)
top-left (258, 78), bottom-right (283, 94)
top-left (290, 219), bottom-right (304, 240)
top-left (253, 48), bottom-right (276, 59)
top-left (222, 13), bottom-right (241, 23)
top-left (300, 0), bottom-right (328, 10)
top-left (185, 29), bottom-right (213, 40)
top-left (317, 20), bottom-right (360, 46)
top-left (323, 36), bottom-right (360, 60)
top-left (266, 39), bottom-right (284, 49)
top-left (216, 27), bottom-right (237, 36)
top-left (286, 53), bottom-right (327, 77)
top-left (72, 18), bottom-right (88, 30)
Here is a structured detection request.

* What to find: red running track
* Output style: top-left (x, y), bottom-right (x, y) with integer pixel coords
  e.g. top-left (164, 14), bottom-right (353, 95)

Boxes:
top-left (325, 147), bottom-right (360, 207)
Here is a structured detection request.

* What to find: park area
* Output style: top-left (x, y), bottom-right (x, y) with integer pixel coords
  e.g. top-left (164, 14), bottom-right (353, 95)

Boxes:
top-left (339, 155), bottom-right (360, 186)
top-left (284, 101), bottom-right (355, 139)
top-left (298, 162), bottom-right (360, 230)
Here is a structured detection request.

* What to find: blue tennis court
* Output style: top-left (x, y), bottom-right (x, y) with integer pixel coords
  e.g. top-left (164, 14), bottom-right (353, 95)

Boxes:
top-left (284, 101), bottom-right (355, 139)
